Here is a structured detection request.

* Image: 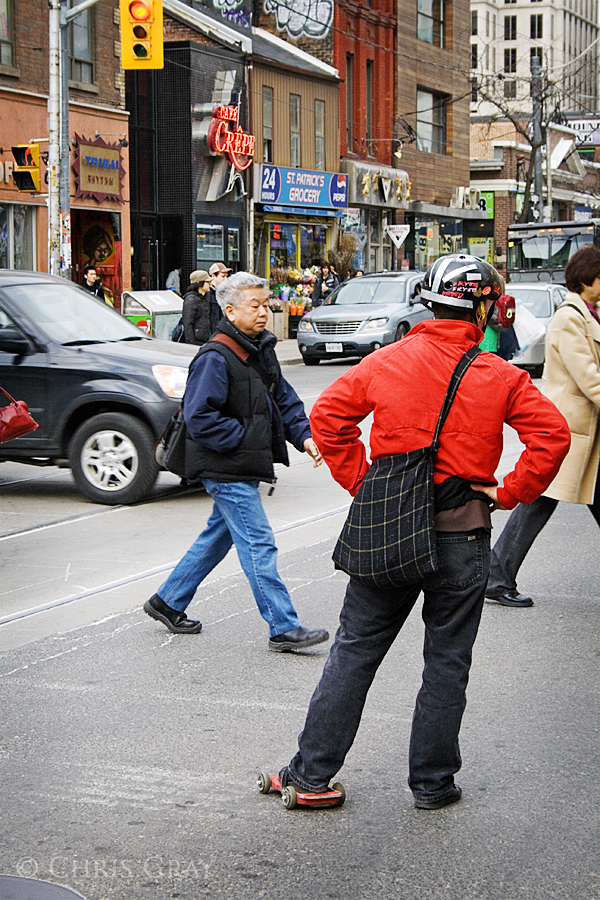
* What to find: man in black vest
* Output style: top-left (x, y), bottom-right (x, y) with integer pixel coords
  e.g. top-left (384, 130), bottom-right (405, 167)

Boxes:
top-left (144, 272), bottom-right (329, 653)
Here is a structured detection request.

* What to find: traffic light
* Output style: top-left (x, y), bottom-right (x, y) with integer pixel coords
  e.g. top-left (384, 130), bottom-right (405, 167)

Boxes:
top-left (11, 144), bottom-right (41, 193)
top-left (120, 0), bottom-right (163, 69)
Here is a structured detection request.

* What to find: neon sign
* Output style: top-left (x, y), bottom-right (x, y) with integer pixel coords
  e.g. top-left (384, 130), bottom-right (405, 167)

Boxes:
top-left (207, 106), bottom-right (255, 171)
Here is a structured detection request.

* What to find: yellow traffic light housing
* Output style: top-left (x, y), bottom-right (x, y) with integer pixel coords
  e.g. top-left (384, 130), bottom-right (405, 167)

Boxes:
top-left (120, 0), bottom-right (163, 69)
top-left (11, 144), bottom-right (41, 193)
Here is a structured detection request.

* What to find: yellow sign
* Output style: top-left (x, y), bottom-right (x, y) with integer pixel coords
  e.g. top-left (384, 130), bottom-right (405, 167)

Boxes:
top-left (77, 144), bottom-right (123, 200)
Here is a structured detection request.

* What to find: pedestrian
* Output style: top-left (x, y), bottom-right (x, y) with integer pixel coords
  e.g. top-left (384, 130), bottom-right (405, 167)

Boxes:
top-left (276, 253), bottom-right (570, 809)
top-left (144, 271), bottom-right (330, 652)
top-left (166, 266), bottom-right (181, 294)
top-left (312, 262), bottom-right (339, 307)
top-left (182, 270), bottom-right (212, 346)
top-left (207, 262), bottom-right (232, 335)
top-left (348, 267), bottom-right (364, 279)
top-left (486, 243), bottom-right (600, 607)
top-left (80, 266), bottom-right (106, 303)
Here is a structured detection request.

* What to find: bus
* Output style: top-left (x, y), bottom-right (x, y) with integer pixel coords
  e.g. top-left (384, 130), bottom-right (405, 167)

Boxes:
top-left (506, 220), bottom-right (600, 283)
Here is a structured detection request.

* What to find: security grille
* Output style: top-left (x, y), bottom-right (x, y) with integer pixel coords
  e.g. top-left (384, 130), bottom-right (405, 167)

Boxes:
top-left (316, 321), bottom-right (362, 335)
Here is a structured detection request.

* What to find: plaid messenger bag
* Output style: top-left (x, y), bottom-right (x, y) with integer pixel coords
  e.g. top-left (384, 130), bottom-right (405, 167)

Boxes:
top-left (332, 346), bottom-right (481, 589)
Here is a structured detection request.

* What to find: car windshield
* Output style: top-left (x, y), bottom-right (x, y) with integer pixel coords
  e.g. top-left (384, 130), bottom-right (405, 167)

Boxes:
top-left (510, 287), bottom-right (553, 318)
top-left (326, 279), bottom-right (408, 305)
top-left (0, 282), bottom-right (149, 344)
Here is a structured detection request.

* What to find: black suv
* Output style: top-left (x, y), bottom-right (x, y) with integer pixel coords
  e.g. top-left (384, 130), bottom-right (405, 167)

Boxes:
top-left (0, 270), bottom-right (197, 504)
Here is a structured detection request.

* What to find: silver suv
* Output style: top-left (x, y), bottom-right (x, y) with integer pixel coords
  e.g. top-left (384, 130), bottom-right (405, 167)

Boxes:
top-left (296, 272), bottom-right (430, 365)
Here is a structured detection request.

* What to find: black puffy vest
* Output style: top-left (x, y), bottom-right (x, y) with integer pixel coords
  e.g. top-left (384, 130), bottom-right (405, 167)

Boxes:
top-left (185, 327), bottom-right (287, 483)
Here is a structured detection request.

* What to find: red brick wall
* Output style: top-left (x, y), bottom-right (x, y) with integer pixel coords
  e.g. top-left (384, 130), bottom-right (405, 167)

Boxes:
top-left (0, 0), bottom-right (123, 109)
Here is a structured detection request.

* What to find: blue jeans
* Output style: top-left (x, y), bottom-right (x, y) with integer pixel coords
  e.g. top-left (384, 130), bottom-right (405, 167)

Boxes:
top-left (157, 479), bottom-right (301, 638)
top-left (285, 530), bottom-right (491, 802)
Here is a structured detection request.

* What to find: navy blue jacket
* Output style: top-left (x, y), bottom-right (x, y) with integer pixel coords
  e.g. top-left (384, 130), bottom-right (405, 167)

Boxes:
top-left (183, 321), bottom-right (311, 476)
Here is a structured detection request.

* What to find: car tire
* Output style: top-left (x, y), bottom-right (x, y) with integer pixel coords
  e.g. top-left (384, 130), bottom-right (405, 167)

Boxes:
top-left (395, 323), bottom-right (409, 342)
top-left (303, 357), bottom-right (320, 366)
top-left (69, 412), bottom-right (159, 505)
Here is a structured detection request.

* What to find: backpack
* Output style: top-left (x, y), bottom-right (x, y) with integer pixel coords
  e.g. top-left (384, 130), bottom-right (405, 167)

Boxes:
top-left (171, 318), bottom-right (184, 342)
top-left (489, 294), bottom-right (516, 333)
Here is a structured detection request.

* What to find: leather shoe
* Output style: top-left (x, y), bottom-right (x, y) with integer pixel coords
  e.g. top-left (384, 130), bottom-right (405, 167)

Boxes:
top-left (414, 785), bottom-right (462, 810)
top-left (486, 588), bottom-right (533, 607)
top-left (268, 626), bottom-right (329, 653)
top-left (143, 594), bottom-right (203, 634)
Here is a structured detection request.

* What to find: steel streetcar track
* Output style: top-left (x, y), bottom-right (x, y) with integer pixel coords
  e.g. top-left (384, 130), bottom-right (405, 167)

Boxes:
top-left (0, 504), bottom-right (350, 626)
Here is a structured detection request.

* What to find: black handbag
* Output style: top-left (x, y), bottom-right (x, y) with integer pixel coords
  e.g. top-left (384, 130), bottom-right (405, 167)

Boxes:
top-left (332, 347), bottom-right (481, 588)
top-left (154, 406), bottom-right (202, 482)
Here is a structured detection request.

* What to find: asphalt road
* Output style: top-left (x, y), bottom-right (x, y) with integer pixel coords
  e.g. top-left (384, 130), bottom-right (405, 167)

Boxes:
top-left (1, 365), bottom-right (599, 900)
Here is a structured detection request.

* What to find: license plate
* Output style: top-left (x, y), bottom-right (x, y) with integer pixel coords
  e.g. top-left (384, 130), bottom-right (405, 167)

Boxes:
top-left (325, 342), bottom-right (343, 353)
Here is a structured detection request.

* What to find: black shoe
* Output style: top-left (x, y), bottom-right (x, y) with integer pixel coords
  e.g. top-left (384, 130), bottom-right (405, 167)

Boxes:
top-left (414, 785), bottom-right (462, 810)
top-left (268, 626), bottom-right (329, 653)
top-left (486, 588), bottom-right (533, 607)
top-left (143, 594), bottom-right (203, 634)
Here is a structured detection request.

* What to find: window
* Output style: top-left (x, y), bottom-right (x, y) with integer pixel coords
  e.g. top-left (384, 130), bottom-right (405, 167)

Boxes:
top-left (0, 204), bottom-right (36, 270)
top-left (531, 13), bottom-right (543, 37)
top-left (346, 54), bottom-right (354, 149)
top-left (262, 86), bottom-right (273, 163)
top-left (504, 80), bottom-right (517, 98)
top-left (0, 0), bottom-right (13, 66)
top-left (416, 89), bottom-right (447, 155)
top-left (530, 46), bottom-right (543, 66)
top-left (504, 15), bottom-right (517, 39)
top-left (417, 0), bottom-right (445, 47)
top-left (504, 0), bottom-right (516, 5)
top-left (366, 61), bottom-right (373, 154)
top-left (486, 10), bottom-right (489, 36)
top-left (68, 0), bottom-right (94, 84)
top-left (290, 93), bottom-right (300, 167)
top-left (196, 223), bottom-right (223, 269)
top-left (504, 47), bottom-right (517, 72)
top-left (315, 99), bottom-right (325, 170)
top-left (471, 43), bottom-right (478, 68)
top-left (471, 10), bottom-right (478, 34)
top-left (471, 78), bottom-right (478, 102)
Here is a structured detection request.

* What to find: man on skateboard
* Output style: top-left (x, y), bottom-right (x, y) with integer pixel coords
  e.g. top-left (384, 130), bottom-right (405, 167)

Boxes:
top-left (276, 254), bottom-right (570, 809)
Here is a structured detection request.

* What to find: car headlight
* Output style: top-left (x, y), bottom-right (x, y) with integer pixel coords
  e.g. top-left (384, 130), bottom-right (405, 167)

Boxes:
top-left (298, 319), bottom-right (314, 333)
top-left (152, 365), bottom-right (189, 399)
top-left (364, 317), bottom-right (388, 330)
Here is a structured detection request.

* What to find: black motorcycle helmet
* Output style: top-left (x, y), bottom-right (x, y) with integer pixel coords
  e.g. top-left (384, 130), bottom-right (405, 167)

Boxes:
top-left (420, 254), bottom-right (504, 310)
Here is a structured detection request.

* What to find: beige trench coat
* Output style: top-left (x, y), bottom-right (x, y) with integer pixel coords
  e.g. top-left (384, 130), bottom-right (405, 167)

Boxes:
top-left (541, 291), bottom-right (600, 504)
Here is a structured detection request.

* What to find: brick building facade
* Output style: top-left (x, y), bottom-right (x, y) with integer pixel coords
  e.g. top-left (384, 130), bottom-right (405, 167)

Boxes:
top-left (0, 0), bottom-right (130, 302)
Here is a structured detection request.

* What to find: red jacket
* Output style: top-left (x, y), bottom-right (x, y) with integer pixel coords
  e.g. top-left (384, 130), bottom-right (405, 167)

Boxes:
top-left (310, 319), bottom-right (571, 510)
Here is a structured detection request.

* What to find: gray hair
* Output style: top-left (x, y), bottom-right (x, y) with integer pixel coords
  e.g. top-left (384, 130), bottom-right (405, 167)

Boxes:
top-left (216, 272), bottom-right (269, 312)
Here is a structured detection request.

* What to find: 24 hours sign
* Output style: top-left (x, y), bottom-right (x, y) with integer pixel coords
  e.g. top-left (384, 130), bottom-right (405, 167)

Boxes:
top-left (258, 165), bottom-right (348, 209)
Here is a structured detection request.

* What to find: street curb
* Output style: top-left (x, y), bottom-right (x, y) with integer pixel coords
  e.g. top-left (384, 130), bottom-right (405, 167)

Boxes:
top-left (278, 357), bottom-right (304, 366)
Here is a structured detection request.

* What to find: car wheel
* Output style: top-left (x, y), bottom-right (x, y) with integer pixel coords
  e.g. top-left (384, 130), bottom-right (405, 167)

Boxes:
top-left (69, 412), bottom-right (159, 505)
top-left (395, 323), bottom-right (409, 342)
top-left (303, 357), bottom-right (320, 366)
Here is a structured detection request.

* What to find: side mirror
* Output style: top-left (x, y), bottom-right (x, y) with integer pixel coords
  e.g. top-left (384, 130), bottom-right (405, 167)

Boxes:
top-left (0, 329), bottom-right (30, 355)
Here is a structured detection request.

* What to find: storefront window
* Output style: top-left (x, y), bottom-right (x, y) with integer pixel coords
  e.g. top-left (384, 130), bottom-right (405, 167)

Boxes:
top-left (414, 216), bottom-right (463, 270)
top-left (0, 204), bottom-right (35, 270)
top-left (228, 227), bottom-right (240, 263)
top-left (196, 223), bottom-right (224, 268)
top-left (300, 224), bottom-right (326, 268)
top-left (270, 223), bottom-right (297, 269)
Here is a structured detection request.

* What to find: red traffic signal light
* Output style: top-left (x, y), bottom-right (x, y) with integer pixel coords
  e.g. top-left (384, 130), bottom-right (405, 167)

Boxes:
top-left (11, 144), bottom-right (41, 192)
top-left (120, 0), bottom-right (163, 69)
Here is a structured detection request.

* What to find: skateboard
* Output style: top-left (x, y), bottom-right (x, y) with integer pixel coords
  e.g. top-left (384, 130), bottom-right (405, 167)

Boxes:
top-left (257, 772), bottom-right (345, 809)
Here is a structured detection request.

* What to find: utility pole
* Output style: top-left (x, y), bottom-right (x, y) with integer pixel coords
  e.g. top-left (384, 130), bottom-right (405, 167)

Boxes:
top-left (48, 0), bottom-right (61, 276)
top-left (545, 81), bottom-right (553, 222)
top-left (59, 0), bottom-right (71, 279)
top-left (47, 0), bottom-right (103, 278)
top-left (529, 56), bottom-right (544, 223)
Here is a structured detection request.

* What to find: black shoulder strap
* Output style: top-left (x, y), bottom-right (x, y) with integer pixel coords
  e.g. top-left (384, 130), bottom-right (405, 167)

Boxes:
top-left (562, 302), bottom-right (586, 318)
top-left (432, 346), bottom-right (481, 447)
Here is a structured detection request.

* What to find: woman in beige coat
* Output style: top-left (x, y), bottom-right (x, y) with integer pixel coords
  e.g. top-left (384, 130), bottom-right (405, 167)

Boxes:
top-left (486, 243), bottom-right (600, 607)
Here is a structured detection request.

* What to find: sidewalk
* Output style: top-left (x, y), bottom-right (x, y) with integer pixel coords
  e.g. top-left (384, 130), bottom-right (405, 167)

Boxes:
top-left (275, 338), bottom-right (303, 366)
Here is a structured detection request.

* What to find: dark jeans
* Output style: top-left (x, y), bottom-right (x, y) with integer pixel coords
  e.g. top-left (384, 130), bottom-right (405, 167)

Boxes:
top-left (284, 530), bottom-right (491, 802)
top-left (488, 479), bottom-right (600, 595)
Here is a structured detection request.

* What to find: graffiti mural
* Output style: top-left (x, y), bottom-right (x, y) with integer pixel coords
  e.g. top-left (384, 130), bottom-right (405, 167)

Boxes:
top-left (213, 0), bottom-right (252, 29)
top-left (263, 0), bottom-right (333, 39)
